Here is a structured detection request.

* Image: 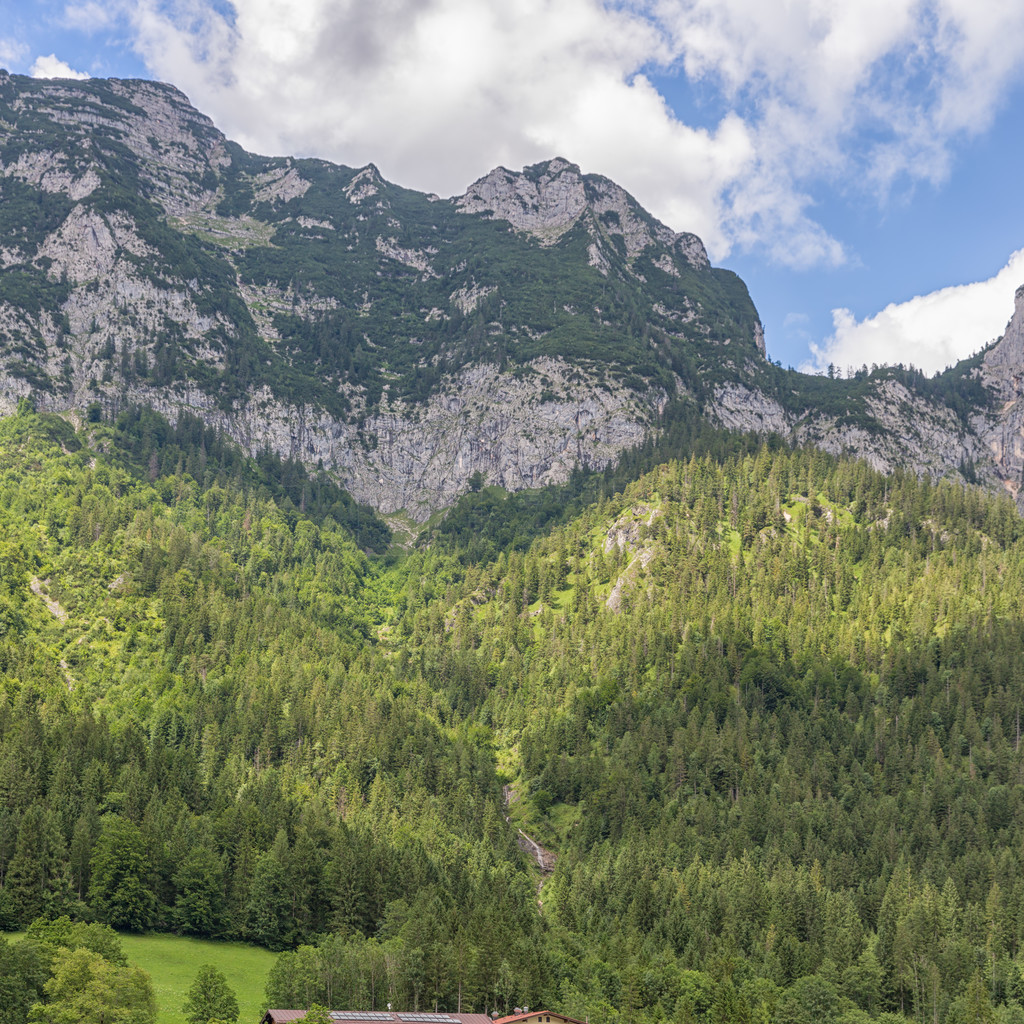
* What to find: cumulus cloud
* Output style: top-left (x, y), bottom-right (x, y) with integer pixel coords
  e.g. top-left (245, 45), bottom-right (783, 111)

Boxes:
top-left (114, 0), bottom-right (1024, 268)
top-left (124, 0), bottom-right (754, 257)
top-left (30, 53), bottom-right (90, 79)
top-left (803, 249), bottom-right (1024, 376)
top-left (651, 0), bottom-right (1024, 266)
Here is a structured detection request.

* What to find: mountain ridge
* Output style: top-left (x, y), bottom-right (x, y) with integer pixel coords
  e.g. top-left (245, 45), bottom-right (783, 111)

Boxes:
top-left (0, 69), bottom-right (766, 521)
top-left (2, 69), bottom-right (1024, 524)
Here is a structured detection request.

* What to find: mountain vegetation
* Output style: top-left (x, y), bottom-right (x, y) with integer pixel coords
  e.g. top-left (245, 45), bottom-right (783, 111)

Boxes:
top-left (2, 401), bottom-right (1024, 1024)
top-left (6, 57), bottom-right (1024, 1024)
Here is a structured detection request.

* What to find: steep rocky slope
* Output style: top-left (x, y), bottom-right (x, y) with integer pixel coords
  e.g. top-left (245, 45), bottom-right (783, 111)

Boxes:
top-left (977, 285), bottom-right (1024, 501)
top-left (2, 69), bottom-right (1024, 520)
top-left (0, 70), bottom-right (759, 519)
top-left (702, 303), bottom-right (1024, 505)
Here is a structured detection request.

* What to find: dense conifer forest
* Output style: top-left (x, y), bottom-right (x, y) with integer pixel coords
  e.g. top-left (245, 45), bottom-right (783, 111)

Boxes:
top-left (4, 402), bottom-right (1024, 1024)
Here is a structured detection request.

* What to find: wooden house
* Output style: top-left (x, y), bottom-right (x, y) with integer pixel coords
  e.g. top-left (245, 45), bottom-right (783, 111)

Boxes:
top-left (493, 1012), bottom-right (586, 1024)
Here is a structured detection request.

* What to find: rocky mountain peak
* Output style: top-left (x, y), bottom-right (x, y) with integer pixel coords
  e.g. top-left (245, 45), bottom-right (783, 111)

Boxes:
top-left (0, 72), bottom-right (227, 217)
top-left (984, 283), bottom-right (1024, 370)
top-left (455, 157), bottom-right (709, 271)
top-left (344, 164), bottom-right (384, 204)
top-left (456, 157), bottom-right (589, 243)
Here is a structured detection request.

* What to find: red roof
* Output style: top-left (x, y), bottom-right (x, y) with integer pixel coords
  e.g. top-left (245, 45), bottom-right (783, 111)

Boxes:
top-left (493, 1014), bottom-right (586, 1024)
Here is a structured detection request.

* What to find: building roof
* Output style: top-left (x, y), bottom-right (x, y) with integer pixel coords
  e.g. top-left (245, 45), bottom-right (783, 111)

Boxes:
top-left (263, 1012), bottom-right (493, 1024)
top-left (493, 1013), bottom-right (586, 1024)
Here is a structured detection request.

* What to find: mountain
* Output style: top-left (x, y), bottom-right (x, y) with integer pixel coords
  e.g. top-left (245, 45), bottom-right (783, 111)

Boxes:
top-left (2, 68), bottom-right (1024, 527)
top-left (0, 70), bottom-right (760, 522)
top-left (8, 68), bottom-right (1024, 1024)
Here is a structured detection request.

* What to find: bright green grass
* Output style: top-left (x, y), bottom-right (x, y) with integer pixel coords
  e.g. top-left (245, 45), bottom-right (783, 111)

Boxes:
top-left (2, 932), bottom-right (276, 1024)
top-left (119, 935), bottom-right (276, 1024)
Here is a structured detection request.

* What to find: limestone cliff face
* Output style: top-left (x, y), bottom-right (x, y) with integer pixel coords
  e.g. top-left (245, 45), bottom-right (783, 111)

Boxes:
top-left (983, 285), bottom-right (1024, 370)
top-left (708, 376), bottom-right (993, 495)
top-left (457, 157), bottom-right (711, 270)
top-left (9, 70), bottom-right (1024, 523)
top-left (7, 357), bottom-right (662, 520)
top-left (801, 380), bottom-right (988, 485)
top-left (705, 341), bottom-right (1024, 509)
top-left (978, 286), bottom-right (1024, 503)
top-left (0, 72), bottom-right (764, 521)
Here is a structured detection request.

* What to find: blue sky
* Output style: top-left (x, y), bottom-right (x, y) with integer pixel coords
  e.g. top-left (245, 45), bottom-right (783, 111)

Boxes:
top-left (3, 0), bottom-right (1024, 375)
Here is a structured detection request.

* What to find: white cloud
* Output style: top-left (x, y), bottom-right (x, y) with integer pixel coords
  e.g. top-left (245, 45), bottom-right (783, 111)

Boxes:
top-left (646, 0), bottom-right (1024, 273)
top-left (0, 37), bottom-right (28, 68)
top-left (61, 2), bottom-right (117, 33)
top-left (115, 0), bottom-right (1024, 268)
top-left (30, 53), bottom-right (90, 79)
top-left (803, 249), bottom-right (1024, 376)
top-left (125, 0), bottom-right (757, 258)
top-left (654, 0), bottom-right (1024, 192)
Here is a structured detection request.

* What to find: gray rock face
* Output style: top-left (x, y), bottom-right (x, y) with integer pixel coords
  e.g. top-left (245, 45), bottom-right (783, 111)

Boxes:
top-left (26, 357), bottom-right (662, 521)
top-left (37, 206), bottom-right (152, 282)
top-left (976, 286), bottom-right (1024, 503)
top-left (711, 382), bottom-right (790, 435)
top-left (23, 71), bottom-right (1024, 526)
top-left (706, 354), bottom-right (1016, 506)
top-left (985, 285), bottom-right (1024, 370)
top-left (457, 158), bottom-right (589, 243)
top-left (801, 379), bottom-right (987, 484)
top-left (456, 158), bottom-right (710, 270)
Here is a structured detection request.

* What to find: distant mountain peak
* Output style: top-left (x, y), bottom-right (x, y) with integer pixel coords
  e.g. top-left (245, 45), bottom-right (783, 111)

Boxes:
top-left (344, 164), bottom-right (383, 204)
top-left (457, 159), bottom-right (590, 244)
top-left (456, 157), bottom-right (709, 271)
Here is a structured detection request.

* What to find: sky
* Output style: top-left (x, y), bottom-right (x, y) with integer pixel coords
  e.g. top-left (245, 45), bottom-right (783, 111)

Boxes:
top-left (3, 0), bottom-right (1024, 376)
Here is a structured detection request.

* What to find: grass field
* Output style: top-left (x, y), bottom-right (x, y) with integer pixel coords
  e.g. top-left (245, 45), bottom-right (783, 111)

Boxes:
top-left (119, 934), bottom-right (277, 1024)
top-left (4, 931), bottom-right (277, 1024)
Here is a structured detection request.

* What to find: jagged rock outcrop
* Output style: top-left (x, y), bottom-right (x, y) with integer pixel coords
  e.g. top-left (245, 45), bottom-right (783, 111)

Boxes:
top-left (458, 159), bottom-right (589, 243)
top-left (458, 157), bottom-right (710, 270)
top-left (984, 285), bottom-right (1024, 370)
top-left (977, 285), bottom-right (1024, 502)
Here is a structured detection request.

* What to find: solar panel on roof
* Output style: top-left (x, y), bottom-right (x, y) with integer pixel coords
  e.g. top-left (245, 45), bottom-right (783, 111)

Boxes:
top-left (330, 1014), bottom-right (395, 1021)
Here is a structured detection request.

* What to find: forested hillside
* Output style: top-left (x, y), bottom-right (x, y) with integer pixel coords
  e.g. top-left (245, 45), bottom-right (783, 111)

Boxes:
top-left (4, 404), bottom-right (1024, 1024)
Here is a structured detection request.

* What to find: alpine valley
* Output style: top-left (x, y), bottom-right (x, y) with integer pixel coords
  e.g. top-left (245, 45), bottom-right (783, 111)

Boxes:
top-left (5, 70), bottom-right (1024, 1024)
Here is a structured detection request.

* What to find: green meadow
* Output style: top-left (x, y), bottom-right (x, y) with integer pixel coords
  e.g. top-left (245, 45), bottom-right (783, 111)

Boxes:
top-left (119, 934), bottom-right (277, 1024)
top-left (4, 933), bottom-right (277, 1024)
